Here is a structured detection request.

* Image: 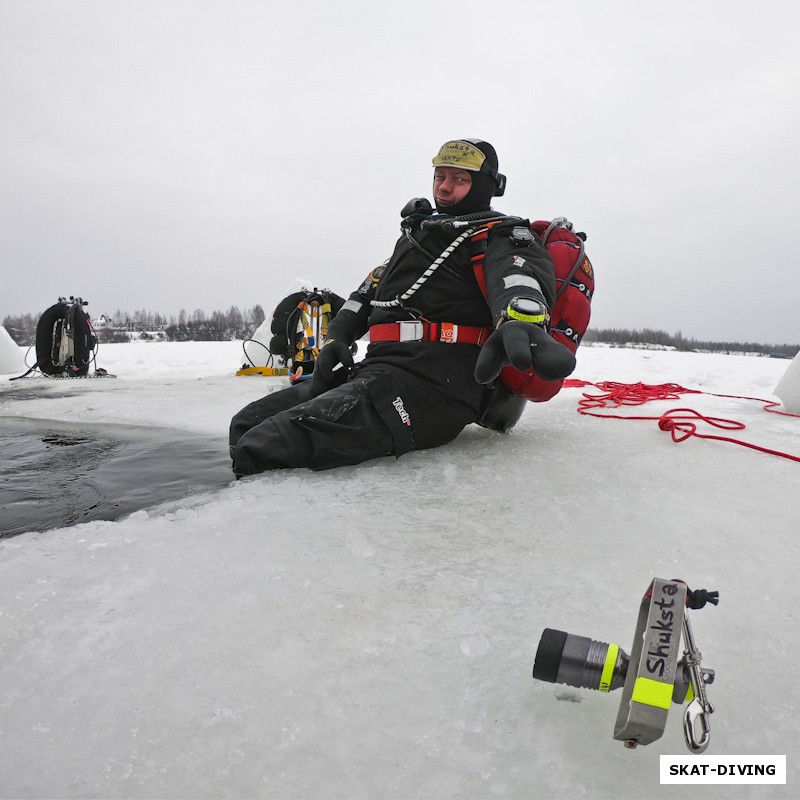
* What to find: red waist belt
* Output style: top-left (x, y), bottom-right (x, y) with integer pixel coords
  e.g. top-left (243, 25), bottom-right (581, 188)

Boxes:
top-left (369, 320), bottom-right (493, 345)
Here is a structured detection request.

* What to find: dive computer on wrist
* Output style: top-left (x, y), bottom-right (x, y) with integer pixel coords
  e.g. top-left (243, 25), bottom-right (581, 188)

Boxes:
top-left (499, 296), bottom-right (548, 327)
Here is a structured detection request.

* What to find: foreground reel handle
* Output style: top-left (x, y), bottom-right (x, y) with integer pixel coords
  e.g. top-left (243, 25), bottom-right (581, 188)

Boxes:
top-left (681, 611), bottom-right (714, 753)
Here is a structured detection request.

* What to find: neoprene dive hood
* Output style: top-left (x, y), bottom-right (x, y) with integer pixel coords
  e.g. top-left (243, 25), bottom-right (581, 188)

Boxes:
top-left (432, 138), bottom-right (507, 215)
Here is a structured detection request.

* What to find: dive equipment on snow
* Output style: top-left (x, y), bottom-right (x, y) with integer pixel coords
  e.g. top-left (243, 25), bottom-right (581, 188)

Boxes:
top-left (259, 288), bottom-right (348, 381)
top-left (12, 296), bottom-right (110, 380)
top-left (39, 296), bottom-right (96, 376)
top-left (236, 336), bottom-right (290, 377)
top-left (236, 365), bottom-right (290, 377)
top-left (532, 578), bottom-right (718, 753)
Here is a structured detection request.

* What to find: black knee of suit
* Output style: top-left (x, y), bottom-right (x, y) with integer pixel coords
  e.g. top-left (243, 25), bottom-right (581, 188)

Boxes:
top-left (231, 370), bottom-right (416, 475)
top-left (229, 379), bottom-right (320, 451)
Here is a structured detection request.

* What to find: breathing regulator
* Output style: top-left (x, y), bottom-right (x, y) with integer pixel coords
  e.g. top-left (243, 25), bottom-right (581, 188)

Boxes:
top-left (532, 578), bottom-right (719, 753)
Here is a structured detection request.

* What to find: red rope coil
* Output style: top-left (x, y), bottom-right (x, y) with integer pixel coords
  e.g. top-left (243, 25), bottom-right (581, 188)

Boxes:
top-left (565, 379), bottom-right (800, 464)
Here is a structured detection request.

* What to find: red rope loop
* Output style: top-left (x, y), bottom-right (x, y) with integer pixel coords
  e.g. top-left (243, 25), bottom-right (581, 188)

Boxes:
top-left (568, 380), bottom-right (800, 464)
top-left (657, 408), bottom-right (745, 443)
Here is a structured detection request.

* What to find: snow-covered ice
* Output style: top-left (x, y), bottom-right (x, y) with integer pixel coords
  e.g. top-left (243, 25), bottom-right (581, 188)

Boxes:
top-left (775, 351), bottom-right (800, 413)
top-left (0, 325), bottom-right (25, 374)
top-left (1, 340), bottom-right (798, 799)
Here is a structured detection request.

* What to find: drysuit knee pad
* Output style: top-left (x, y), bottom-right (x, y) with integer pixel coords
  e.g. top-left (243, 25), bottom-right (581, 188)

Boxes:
top-left (290, 371), bottom-right (416, 470)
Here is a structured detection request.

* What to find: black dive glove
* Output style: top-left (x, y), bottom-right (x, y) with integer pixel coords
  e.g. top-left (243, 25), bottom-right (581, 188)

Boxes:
top-left (475, 321), bottom-right (576, 384)
top-left (312, 339), bottom-right (355, 389)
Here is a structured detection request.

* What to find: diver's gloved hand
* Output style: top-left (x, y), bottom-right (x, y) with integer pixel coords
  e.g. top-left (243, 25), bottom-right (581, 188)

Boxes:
top-left (313, 339), bottom-right (355, 389)
top-left (474, 321), bottom-right (576, 384)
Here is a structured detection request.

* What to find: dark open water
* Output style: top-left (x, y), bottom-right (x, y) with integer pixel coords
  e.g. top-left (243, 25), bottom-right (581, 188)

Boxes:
top-left (0, 417), bottom-right (234, 538)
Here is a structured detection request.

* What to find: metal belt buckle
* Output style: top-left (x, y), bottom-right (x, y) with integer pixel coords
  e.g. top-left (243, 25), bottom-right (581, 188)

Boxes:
top-left (398, 321), bottom-right (424, 342)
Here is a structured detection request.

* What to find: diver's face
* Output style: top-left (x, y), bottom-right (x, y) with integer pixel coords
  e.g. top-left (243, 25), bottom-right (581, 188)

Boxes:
top-left (433, 167), bottom-right (473, 208)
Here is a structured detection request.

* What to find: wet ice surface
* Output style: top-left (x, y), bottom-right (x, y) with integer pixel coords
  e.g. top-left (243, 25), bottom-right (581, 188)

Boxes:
top-left (0, 417), bottom-right (233, 537)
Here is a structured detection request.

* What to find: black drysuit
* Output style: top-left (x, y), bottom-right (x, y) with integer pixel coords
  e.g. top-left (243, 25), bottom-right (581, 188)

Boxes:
top-left (229, 212), bottom-right (556, 474)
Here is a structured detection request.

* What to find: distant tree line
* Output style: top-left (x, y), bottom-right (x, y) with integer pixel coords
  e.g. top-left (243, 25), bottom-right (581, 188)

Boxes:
top-left (585, 327), bottom-right (799, 357)
top-left (3, 308), bottom-right (797, 357)
top-left (162, 306), bottom-right (266, 342)
top-left (2, 305), bottom-right (266, 346)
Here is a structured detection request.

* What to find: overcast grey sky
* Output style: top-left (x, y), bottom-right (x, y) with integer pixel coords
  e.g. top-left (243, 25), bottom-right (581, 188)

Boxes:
top-left (2, 0), bottom-right (798, 344)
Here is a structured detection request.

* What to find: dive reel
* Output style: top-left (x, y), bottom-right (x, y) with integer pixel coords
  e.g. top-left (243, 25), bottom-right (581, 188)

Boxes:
top-left (533, 578), bottom-right (718, 753)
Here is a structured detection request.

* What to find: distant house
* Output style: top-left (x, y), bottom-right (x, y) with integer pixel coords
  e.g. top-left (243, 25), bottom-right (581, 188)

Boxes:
top-left (94, 314), bottom-right (113, 329)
